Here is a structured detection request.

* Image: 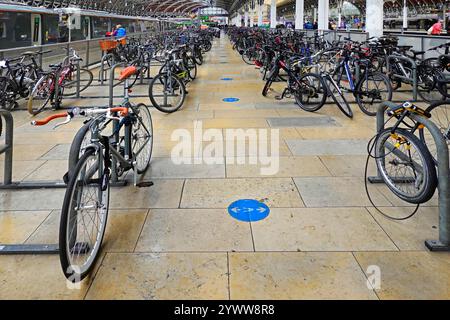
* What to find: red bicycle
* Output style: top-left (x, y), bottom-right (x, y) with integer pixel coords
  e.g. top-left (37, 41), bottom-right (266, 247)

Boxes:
top-left (27, 48), bottom-right (93, 115)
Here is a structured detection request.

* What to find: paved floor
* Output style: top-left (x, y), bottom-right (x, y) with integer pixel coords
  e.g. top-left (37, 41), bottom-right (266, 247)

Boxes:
top-left (0, 34), bottom-right (449, 300)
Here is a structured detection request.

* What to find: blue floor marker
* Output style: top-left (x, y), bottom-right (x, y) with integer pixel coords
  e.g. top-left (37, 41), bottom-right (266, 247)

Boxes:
top-left (223, 97), bottom-right (240, 102)
top-left (228, 199), bottom-right (270, 222)
top-left (221, 77), bottom-right (233, 81)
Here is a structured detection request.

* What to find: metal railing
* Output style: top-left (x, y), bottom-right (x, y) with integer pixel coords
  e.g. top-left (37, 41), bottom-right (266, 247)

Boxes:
top-left (0, 31), bottom-right (158, 70)
top-left (384, 33), bottom-right (450, 59)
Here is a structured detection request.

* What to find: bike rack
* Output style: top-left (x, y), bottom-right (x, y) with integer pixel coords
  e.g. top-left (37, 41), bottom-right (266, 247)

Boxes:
top-left (108, 61), bottom-right (132, 186)
top-left (0, 109), bottom-right (59, 254)
top-left (368, 101), bottom-right (450, 251)
top-left (387, 54), bottom-right (418, 101)
top-left (0, 110), bottom-right (66, 190)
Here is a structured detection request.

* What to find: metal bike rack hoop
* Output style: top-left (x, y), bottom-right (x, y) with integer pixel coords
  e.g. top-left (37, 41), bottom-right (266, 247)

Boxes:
top-left (387, 54), bottom-right (418, 101)
top-left (0, 110), bottom-right (59, 254)
top-left (368, 101), bottom-right (450, 251)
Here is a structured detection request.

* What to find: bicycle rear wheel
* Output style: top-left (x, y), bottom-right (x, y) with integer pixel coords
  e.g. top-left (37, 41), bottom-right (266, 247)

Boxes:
top-left (61, 66), bottom-right (94, 96)
top-left (148, 73), bottom-right (186, 113)
top-left (59, 147), bottom-right (109, 282)
top-left (355, 72), bottom-right (393, 116)
top-left (375, 128), bottom-right (437, 204)
top-left (294, 73), bottom-right (327, 112)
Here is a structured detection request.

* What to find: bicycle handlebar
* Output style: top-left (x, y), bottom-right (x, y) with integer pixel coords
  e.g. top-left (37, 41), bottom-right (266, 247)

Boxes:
top-left (31, 113), bottom-right (68, 126)
top-left (31, 107), bottom-right (129, 126)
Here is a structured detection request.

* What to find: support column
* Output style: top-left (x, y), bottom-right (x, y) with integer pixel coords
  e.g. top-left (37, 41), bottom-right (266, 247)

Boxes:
top-left (270, 0), bottom-right (277, 28)
top-left (237, 13), bottom-right (242, 27)
top-left (366, 0), bottom-right (383, 37)
top-left (258, 2), bottom-right (263, 26)
top-left (337, 0), bottom-right (342, 29)
top-left (402, 0), bottom-right (408, 31)
top-left (244, 11), bottom-right (249, 27)
top-left (295, 0), bottom-right (304, 29)
top-left (317, 0), bottom-right (329, 30)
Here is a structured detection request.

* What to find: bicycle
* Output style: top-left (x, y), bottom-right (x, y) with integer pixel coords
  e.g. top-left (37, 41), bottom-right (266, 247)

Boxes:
top-left (27, 48), bottom-right (93, 115)
top-left (262, 51), bottom-right (326, 112)
top-left (148, 47), bottom-right (187, 113)
top-left (372, 102), bottom-right (437, 204)
top-left (0, 50), bottom-right (49, 110)
top-left (332, 43), bottom-right (393, 116)
top-left (31, 66), bottom-right (153, 281)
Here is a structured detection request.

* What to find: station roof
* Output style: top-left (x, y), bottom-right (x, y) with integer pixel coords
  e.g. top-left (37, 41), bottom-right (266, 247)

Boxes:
top-left (3, 0), bottom-right (449, 17)
top-left (2, 0), bottom-right (213, 17)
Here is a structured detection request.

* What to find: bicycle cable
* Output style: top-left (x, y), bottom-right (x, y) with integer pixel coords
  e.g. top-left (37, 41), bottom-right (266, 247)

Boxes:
top-left (363, 116), bottom-right (420, 220)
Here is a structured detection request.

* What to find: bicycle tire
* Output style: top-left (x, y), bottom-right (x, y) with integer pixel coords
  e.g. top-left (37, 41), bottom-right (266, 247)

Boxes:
top-left (375, 127), bottom-right (437, 204)
top-left (0, 77), bottom-right (17, 111)
top-left (355, 72), bottom-right (393, 116)
top-left (61, 67), bottom-right (94, 96)
top-left (59, 147), bottom-right (109, 282)
top-left (294, 73), bottom-right (327, 112)
top-left (187, 57), bottom-right (197, 80)
top-left (67, 120), bottom-right (92, 182)
top-left (242, 48), bottom-right (255, 65)
top-left (418, 100), bottom-right (450, 163)
top-left (27, 73), bottom-right (54, 115)
top-left (131, 103), bottom-right (153, 173)
top-left (148, 73), bottom-right (185, 113)
top-left (326, 77), bottom-right (353, 118)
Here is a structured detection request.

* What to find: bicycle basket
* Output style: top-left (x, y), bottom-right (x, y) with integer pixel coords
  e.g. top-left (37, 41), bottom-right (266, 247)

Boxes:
top-left (99, 39), bottom-right (117, 51)
top-left (118, 37), bottom-right (127, 46)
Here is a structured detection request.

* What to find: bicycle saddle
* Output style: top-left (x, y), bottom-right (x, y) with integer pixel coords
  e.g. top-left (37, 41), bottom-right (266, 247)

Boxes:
top-left (410, 49), bottom-right (425, 57)
top-left (22, 51), bottom-right (39, 56)
top-left (49, 63), bottom-right (62, 69)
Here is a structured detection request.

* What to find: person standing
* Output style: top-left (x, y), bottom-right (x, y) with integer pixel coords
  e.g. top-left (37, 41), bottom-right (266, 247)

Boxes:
top-left (428, 19), bottom-right (443, 35)
top-left (114, 24), bottom-right (127, 37)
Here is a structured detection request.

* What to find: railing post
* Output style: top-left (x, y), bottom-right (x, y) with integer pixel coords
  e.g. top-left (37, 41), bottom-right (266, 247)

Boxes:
top-left (76, 60), bottom-right (81, 98)
top-left (85, 40), bottom-right (90, 67)
top-left (0, 110), bottom-right (13, 186)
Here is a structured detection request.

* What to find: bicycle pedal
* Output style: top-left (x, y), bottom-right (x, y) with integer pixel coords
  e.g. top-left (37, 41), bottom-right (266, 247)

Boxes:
top-left (137, 181), bottom-right (154, 188)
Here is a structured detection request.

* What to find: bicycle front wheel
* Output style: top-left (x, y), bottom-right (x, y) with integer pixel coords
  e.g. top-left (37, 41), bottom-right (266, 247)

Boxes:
top-left (375, 128), bottom-right (437, 204)
top-left (326, 77), bottom-right (353, 118)
top-left (27, 73), bottom-right (55, 115)
top-left (148, 73), bottom-right (186, 113)
top-left (59, 147), bottom-right (109, 282)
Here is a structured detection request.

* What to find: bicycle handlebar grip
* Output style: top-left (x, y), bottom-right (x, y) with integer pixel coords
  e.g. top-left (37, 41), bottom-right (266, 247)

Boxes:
top-left (110, 107), bottom-right (129, 116)
top-left (31, 113), bottom-right (67, 126)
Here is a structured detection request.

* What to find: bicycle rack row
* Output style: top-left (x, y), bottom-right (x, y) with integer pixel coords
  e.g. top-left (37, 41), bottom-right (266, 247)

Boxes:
top-left (368, 101), bottom-right (450, 251)
top-left (0, 66), bottom-right (134, 254)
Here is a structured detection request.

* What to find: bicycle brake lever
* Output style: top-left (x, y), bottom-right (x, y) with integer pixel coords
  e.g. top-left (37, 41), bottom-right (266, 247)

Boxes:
top-left (53, 114), bottom-right (72, 130)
